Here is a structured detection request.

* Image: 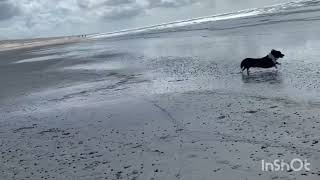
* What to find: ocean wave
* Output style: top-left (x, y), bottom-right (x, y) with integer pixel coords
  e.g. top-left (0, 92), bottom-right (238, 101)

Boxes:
top-left (90, 0), bottom-right (320, 39)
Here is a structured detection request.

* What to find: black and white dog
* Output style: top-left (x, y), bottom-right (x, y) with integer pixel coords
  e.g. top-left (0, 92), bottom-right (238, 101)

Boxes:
top-left (241, 49), bottom-right (285, 75)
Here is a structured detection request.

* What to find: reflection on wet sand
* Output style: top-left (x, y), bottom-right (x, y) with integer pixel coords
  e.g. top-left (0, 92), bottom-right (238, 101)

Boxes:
top-left (241, 71), bottom-right (283, 84)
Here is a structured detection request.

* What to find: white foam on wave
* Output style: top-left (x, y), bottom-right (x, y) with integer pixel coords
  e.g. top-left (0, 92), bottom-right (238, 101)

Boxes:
top-left (14, 55), bottom-right (63, 64)
top-left (89, 0), bottom-right (320, 39)
top-left (89, 10), bottom-right (260, 39)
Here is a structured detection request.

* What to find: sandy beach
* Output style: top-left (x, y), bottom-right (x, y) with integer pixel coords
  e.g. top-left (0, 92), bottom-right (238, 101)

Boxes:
top-left (0, 37), bottom-right (84, 52)
top-left (1, 2), bottom-right (320, 180)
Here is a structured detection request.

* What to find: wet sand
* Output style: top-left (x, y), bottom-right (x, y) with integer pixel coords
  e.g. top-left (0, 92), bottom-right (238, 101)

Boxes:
top-left (1, 12), bottom-right (320, 180)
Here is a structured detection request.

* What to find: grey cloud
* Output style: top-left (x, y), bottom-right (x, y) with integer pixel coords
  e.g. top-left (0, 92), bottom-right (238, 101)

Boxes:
top-left (77, 0), bottom-right (136, 9)
top-left (77, 0), bottom-right (89, 9)
top-left (0, 0), bottom-right (20, 21)
top-left (103, 0), bottom-right (136, 6)
top-left (77, 0), bottom-right (144, 20)
top-left (148, 0), bottom-right (197, 8)
top-left (102, 6), bottom-right (144, 20)
top-left (77, 0), bottom-right (197, 21)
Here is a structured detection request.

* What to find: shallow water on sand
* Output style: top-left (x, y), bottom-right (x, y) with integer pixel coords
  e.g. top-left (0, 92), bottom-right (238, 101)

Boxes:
top-left (2, 20), bottom-right (320, 105)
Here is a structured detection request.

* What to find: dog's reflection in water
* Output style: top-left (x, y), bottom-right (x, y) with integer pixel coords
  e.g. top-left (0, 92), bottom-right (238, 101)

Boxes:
top-left (242, 71), bottom-right (282, 84)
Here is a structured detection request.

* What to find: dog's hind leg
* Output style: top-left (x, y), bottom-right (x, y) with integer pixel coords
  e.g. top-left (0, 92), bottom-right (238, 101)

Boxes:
top-left (246, 68), bottom-right (250, 76)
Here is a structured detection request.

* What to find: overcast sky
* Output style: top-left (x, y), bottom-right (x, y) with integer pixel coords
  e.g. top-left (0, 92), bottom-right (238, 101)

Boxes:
top-left (0, 0), bottom-right (292, 39)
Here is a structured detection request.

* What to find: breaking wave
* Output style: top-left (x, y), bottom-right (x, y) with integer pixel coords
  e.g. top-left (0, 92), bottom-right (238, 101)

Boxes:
top-left (90, 0), bottom-right (320, 39)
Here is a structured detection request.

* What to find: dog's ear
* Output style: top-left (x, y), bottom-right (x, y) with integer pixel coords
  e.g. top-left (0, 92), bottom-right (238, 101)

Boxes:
top-left (271, 49), bottom-right (276, 52)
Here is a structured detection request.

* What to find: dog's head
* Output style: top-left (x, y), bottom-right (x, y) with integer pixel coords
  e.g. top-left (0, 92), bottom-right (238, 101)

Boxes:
top-left (271, 49), bottom-right (285, 58)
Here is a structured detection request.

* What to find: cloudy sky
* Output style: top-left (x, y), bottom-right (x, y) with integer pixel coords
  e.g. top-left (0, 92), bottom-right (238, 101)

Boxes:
top-left (0, 0), bottom-right (292, 39)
